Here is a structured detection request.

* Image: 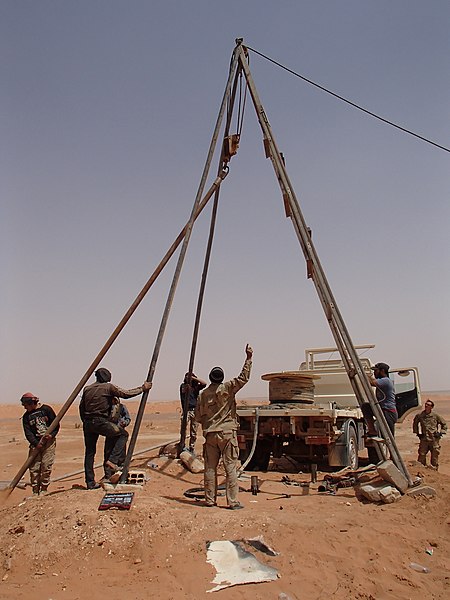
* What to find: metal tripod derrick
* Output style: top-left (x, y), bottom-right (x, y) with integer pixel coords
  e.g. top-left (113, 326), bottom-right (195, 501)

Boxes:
top-left (7, 38), bottom-right (412, 494)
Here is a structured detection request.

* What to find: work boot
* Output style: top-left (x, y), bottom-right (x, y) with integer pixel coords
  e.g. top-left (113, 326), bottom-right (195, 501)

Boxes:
top-left (32, 486), bottom-right (40, 496)
top-left (228, 503), bottom-right (244, 510)
top-left (104, 460), bottom-right (122, 484)
top-left (108, 471), bottom-right (122, 484)
top-left (105, 460), bottom-right (119, 477)
top-left (87, 482), bottom-right (101, 490)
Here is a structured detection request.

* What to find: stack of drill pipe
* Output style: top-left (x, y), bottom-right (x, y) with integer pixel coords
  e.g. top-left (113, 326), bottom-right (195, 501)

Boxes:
top-left (261, 372), bottom-right (320, 404)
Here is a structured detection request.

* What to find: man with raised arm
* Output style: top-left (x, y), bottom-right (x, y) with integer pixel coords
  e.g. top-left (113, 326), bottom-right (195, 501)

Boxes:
top-left (195, 344), bottom-right (253, 510)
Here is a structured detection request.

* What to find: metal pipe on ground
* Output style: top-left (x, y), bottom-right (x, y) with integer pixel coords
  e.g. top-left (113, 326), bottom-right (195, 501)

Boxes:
top-left (51, 438), bottom-right (179, 483)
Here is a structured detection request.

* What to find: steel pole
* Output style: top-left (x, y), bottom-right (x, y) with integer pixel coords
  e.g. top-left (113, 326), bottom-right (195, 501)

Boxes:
top-left (119, 45), bottom-right (242, 483)
top-left (5, 173), bottom-right (227, 494)
top-left (237, 43), bottom-right (412, 484)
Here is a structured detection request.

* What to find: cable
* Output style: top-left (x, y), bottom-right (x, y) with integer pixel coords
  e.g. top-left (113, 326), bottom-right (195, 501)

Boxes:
top-left (246, 45), bottom-right (450, 154)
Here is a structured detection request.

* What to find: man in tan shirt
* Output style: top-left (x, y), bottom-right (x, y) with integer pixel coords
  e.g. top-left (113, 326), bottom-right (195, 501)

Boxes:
top-left (412, 399), bottom-right (447, 469)
top-left (195, 344), bottom-right (253, 509)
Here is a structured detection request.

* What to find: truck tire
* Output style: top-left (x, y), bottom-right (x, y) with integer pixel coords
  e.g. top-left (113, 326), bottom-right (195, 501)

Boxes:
top-left (239, 440), bottom-right (271, 472)
top-left (347, 427), bottom-right (359, 470)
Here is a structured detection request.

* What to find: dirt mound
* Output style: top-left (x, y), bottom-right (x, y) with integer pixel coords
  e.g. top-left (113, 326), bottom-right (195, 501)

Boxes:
top-left (1, 399), bottom-right (450, 599)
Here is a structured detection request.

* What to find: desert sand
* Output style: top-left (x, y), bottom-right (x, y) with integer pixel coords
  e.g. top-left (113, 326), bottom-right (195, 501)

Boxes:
top-left (1, 394), bottom-right (449, 600)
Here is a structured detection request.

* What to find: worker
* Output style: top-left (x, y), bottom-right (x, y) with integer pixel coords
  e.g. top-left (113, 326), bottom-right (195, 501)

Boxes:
top-left (362, 362), bottom-right (397, 436)
top-left (412, 399), bottom-right (447, 470)
top-left (180, 372), bottom-right (207, 453)
top-left (79, 368), bottom-right (151, 489)
top-left (104, 401), bottom-right (131, 468)
top-left (21, 392), bottom-right (60, 496)
top-left (195, 344), bottom-right (253, 510)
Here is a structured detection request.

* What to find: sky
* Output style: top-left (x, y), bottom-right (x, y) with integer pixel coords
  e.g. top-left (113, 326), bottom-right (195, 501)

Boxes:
top-left (2, 1), bottom-right (449, 407)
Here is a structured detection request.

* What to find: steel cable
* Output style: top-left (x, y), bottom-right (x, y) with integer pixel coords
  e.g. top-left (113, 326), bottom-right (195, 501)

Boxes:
top-left (246, 45), bottom-right (450, 154)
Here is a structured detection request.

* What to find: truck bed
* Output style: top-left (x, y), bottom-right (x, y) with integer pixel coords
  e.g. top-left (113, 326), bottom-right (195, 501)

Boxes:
top-left (237, 403), bottom-right (363, 419)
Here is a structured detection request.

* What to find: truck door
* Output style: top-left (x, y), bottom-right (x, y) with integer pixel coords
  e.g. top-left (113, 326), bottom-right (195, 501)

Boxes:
top-left (391, 368), bottom-right (421, 421)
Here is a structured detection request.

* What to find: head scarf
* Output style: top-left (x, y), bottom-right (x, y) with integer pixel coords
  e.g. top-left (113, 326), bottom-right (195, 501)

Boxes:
top-left (95, 368), bottom-right (112, 383)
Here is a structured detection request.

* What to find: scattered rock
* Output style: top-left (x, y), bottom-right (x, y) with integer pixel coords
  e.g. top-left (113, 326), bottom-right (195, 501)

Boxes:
top-left (405, 485), bottom-right (436, 498)
top-left (8, 525), bottom-right (25, 535)
top-left (358, 480), bottom-right (401, 503)
top-left (377, 460), bottom-right (408, 493)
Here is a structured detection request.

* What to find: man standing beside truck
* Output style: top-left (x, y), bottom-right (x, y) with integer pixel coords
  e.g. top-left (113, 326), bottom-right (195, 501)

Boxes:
top-left (195, 344), bottom-right (253, 510)
top-left (363, 362), bottom-right (398, 436)
top-left (413, 399), bottom-right (447, 470)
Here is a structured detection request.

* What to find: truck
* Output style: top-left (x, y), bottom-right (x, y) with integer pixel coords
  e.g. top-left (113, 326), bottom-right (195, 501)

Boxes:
top-left (237, 345), bottom-right (421, 471)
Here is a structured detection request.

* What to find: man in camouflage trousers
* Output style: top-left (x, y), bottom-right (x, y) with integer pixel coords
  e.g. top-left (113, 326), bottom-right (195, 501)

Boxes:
top-left (412, 399), bottom-right (447, 470)
top-left (21, 392), bottom-right (60, 496)
top-left (195, 344), bottom-right (253, 510)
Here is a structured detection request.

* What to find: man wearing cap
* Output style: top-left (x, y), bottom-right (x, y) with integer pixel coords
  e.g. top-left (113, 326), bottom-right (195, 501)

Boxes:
top-left (21, 393), bottom-right (60, 496)
top-left (195, 344), bottom-right (253, 510)
top-left (362, 362), bottom-right (398, 437)
top-left (180, 372), bottom-right (207, 453)
top-left (79, 368), bottom-right (151, 489)
top-left (412, 399), bottom-right (447, 470)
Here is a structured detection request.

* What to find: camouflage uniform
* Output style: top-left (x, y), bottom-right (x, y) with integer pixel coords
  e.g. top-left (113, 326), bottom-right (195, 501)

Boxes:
top-left (412, 410), bottom-right (447, 468)
top-left (195, 358), bottom-right (252, 507)
top-left (28, 440), bottom-right (56, 494)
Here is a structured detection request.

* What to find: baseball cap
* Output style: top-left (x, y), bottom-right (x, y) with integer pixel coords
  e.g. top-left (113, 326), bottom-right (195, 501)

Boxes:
top-left (372, 362), bottom-right (390, 372)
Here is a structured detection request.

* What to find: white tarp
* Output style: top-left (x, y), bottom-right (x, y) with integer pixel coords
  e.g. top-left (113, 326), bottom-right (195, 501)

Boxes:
top-left (206, 540), bottom-right (279, 592)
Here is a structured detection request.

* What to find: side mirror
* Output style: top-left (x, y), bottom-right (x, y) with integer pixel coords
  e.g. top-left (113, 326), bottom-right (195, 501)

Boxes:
top-left (397, 370), bottom-right (411, 377)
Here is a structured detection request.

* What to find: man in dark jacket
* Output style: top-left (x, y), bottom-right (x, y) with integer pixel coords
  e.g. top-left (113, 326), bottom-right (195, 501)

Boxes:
top-left (21, 392), bottom-right (59, 496)
top-left (79, 368), bottom-right (151, 489)
top-left (180, 372), bottom-right (206, 453)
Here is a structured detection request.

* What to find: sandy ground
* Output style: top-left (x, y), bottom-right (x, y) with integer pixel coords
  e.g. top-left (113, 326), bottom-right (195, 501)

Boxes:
top-left (0, 394), bottom-right (449, 600)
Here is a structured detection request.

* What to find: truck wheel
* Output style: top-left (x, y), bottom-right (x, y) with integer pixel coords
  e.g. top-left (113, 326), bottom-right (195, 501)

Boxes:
top-left (347, 428), bottom-right (359, 470)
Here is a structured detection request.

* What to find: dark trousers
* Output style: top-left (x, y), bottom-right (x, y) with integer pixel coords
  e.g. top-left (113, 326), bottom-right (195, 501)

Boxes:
top-left (83, 417), bottom-right (129, 485)
top-left (362, 403), bottom-right (398, 436)
top-left (383, 410), bottom-right (398, 436)
top-left (104, 426), bottom-right (127, 467)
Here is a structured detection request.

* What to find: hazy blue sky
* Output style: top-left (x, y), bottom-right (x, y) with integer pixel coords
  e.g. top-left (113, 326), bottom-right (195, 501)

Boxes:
top-left (2, 1), bottom-right (449, 406)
